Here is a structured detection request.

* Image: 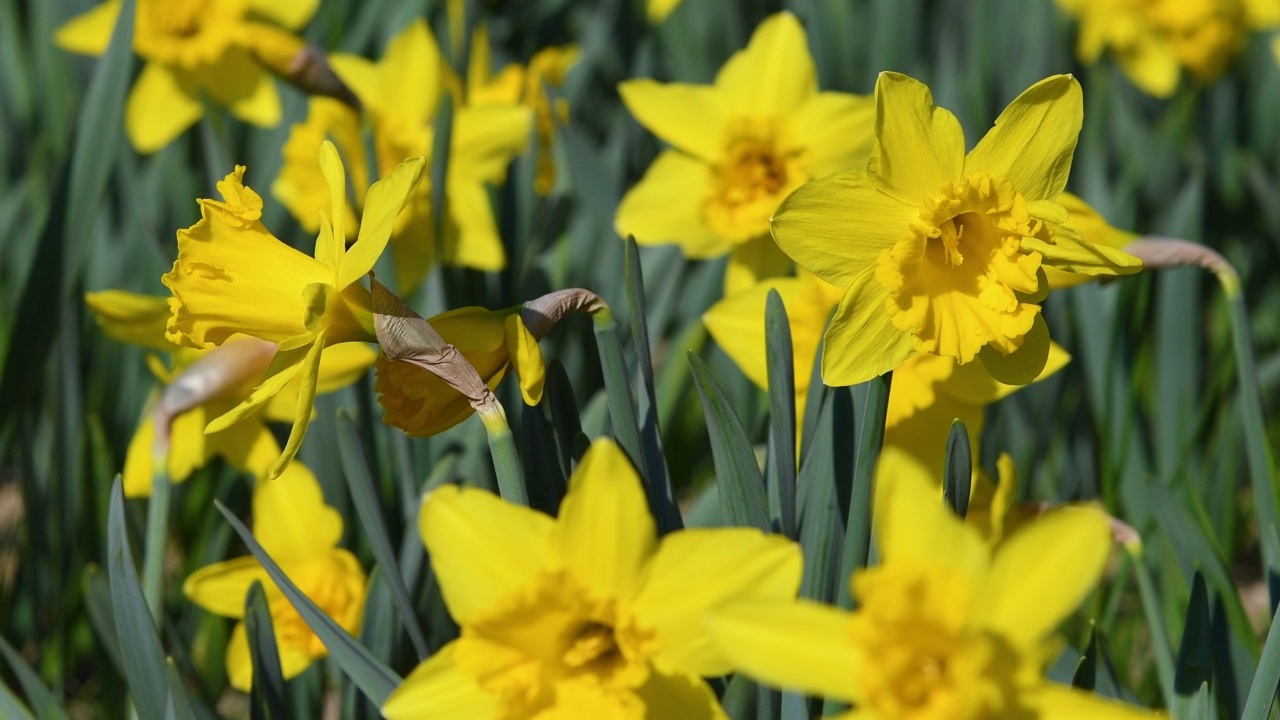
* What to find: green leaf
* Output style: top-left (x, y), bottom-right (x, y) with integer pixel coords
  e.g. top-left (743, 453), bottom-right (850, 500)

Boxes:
top-left (0, 635), bottom-right (70, 720)
top-left (943, 419), bottom-right (971, 519)
top-left (796, 390), bottom-right (850, 605)
top-left (106, 477), bottom-right (172, 720)
top-left (520, 401), bottom-right (568, 515)
top-left (336, 410), bottom-right (430, 659)
top-left (1072, 625), bottom-right (1099, 691)
top-left (545, 361), bottom-right (584, 479)
top-left (688, 351), bottom-right (769, 532)
top-left (1243, 539), bottom-right (1280, 720)
top-left (721, 673), bottom-right (757, 720)
top-left (1174, 572), bottom-right (1213, 717)
top-left (245, 581), bottom-right (288, 720)
top-left (834, 373), bottom-right (892, 609)
top-left (765, 289), bottom-right (797, 540)
top-left (213, 501), bottom-right (402, 706)
top-left (0, 681), bottom-right (35, 720)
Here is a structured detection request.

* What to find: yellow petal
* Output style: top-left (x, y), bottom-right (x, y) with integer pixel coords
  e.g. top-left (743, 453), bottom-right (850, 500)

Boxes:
top-left (273, 98), bottom-right (367, 236)
top-left (53, 0), bottom-right (121, 56)
top-left (877, 469), bottom-right (986, 578)
top-left (205, 344), bottom-right (307, 434)
top-left (1027, 682), bottom-right (1166, 719)
top-left (328, 53), bottom-right (381, 110)
top-left (341, 156), bottom-right (426, 288)
top-left (1116, 35), bottom-right (1181, 98)
top-left (382, 643), bottom-right (500, 720)
top-left (708, 599), bottom-right (858, 701)
top-left (268, 332), bottom-right (327, 479)
top-left (977, 505), bottom-right (1111, 647)
top-left (247, 0), bottom-right (318, 30)
top-left (85, 290), bottom-right (177, 352)
top-left (451, 105), bottom-right (532, 182)
top-left (634, 670), bottom-right (725, 720)
top-left (820, 270), bottom-right (915, 387)
top-left (1045, 193), bottom-right (1136, 289)
top-left (504, 315), bottom-right (545, 405)
top-left (368, 19), bottom-right (444, 122)
top-left (420, 485), bottom-right (558, 625)
top-left (183, 556), bottom-right (271, 619)
top-left (444, 180), bottom-right (507, 272)
top-left (941, 340), bottom-right (1070, 407)
top-left (977, 312), bottom-right (1051, 386)
top-left (771, 169), bottom-right (914, 287)
top-left (1024, 223), bottom-right (1144, 278)
top-left (554, 439), bottom-right (656, 601)
top-left (964, 75), bottom-right (1082, 203)
top-left (225, 623), bottom-right (254, 691)
top-left (122, 413), bottom-right (157, 498)
top-left (253, 461), bottom-right (342, 564)
top-left (195, 48), bottom-right (282, 128)
top-left (167, 404), bottom-right (213, 481)
top-left (618, 79), bottom-right (729, 163)
top-left (723, 235), bottom-right (791, 296)
top-left (616, 150), bottom-right (730, 259)
top-left (880, 390), bottom-right (983, 489)
top-left (125, 62), bottom-right (204, 154)
top-left (266, 342), bottom-right (377, 421)
top-left (715, 12), bottom-right (817, 118)
top-left (792, 91), bottom-right (876, 178)
top-left (866, 72), bottom-right (966, 204)
top-left (632, 528), bottom-right (802, 676)
top-left (316, 141), bottom-right (347, 268)
top-left (211, 419), bottom-right (281, 479)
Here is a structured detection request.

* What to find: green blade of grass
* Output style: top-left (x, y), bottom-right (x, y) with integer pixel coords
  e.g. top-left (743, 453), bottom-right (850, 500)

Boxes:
top-left (0, 682), bottom-right (34, 720)
top-left (1241, 584), bottom-right (1280, 720)
top-left (0, 635), bottom-right (70, 720)
top-left (1173, 572), bottom-right (1213, 718)
top-left (765, 289), bottom-right (797, 540)
top-left (688, 351), bottom-right (770, 532)
top-left (214, 501), bottom-right (401, 706)
top-left (835, 372), bottom-right (892, 609)
top-left (245, 581), bottom-right (288, 720)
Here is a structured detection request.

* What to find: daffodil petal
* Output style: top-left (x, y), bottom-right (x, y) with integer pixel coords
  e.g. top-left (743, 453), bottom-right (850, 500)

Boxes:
top-left (634, 670), bottom-right (725, 720)
top-left (370, 19), bottom-right (444, 122)
top-left (341, 156), bottom-right (426, 288)
top-left (267, 332), bottom-right (327, 479)
top-left (1045, 193), bottom-right (1136, 289)
top-left (633, 528), bottom-right (802, 676)
top-left (616, 150), bottom-right (730, 259)
top-left (451, 105), bottom-right (532, 182)
top-left (247, 0), bottom-right (318, 30)
top-left (964, 75), bottom-right (1082, 202)
top-left (820, 270), bottom-right (915, 387)
top-left (444, 181), bottom-right (507, 272)
top-left (125, 62), bottom-right (204, 154)
top-left (253, 461), bottom-right (342, 564)
top-left (977, 312), bottom-right (1050, 386)
top-left (316, 141), bottom-right (347, 268)
top-left (85, 290), bottom-right (177, 352)
top-left (123, 413), bottom-right (157, 498)
top-left (266, 342), bottom-right (375, 422)
top-left (618, 79), bottom-right (729, 162)
top-left (723, 235), bottom-right (792, 296)
top-left (197, 48), bottom-right (282, 128)
top-left (881, 390), bottom-right (982, 487)
top-left (793, 91), bottom-right (876, 178)
top-left (205, 345), bottom-right (307, 434)
top-left (183, 556), bottom-right (271, 619)
top-left (941, 340), bottom-right (1070, 407)
top-left (505, 315), bottom-right (545, 405)
top-left (709, 599), bottom-right (859, 701)
top-left (554, 439), bottom-right (656, 601)
top-left (867, 72), bottom-right (966, 204)
top-left (420, 485), bottom-right (558, 625)
top-left (1027, 682), bottom-right (1165, 719)
top-left (977, 505), bottom-right (1111, 647)
top-left (382, 643), bottom-right (499, 720)
top-left (53, 0), bottom-right (121, 55)
top-left (704, 280), bottom-right (789, 390)
top-left (212, 419), bottom-right (281, 479)
top-left (771, 169), bottom-right (914, 287)
top-left (225, 623), bottom-right (254, 691)
top-left (168, 405), bottom-right (213, 481)
top-left (877, 470), bottom-right (987, 579)
top-left (715, 12), bottom-right (817, 117)
top-left (1023, 227), bottom-right (1144, 277)
top-left (1116, 36), bottom-right (1180, 98)
top-left (328, 53), bottom-right (381, 109)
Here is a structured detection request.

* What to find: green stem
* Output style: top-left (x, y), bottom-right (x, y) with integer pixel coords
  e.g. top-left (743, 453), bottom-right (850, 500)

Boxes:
top-left (480, 406), bottom-right (527, 505)
top-left (1130, 548), bottom-right (1176, 709)
top-left (592, 308), bottom-right (647, 479)
top-left (141, 449), bottom-right (170, 628)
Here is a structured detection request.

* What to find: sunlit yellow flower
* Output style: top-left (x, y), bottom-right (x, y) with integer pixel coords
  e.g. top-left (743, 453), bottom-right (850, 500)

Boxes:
top-left (163, 142), bottom-right (424, 477)
top-left (85, 290), bottom-right (374, 496)
top-left (54, 0), bottom-right (318, 153)
top-left (184, 463), bottom-right (367, 691)
top-left (375, 305), bottom-right (547, 437)
top-left (711, 470), bottom-right (1163, 720)
top-left (772, 72), bottom-right (1142, 388)
top-left (307, 20), bottom-right (532, 293)
top-left (272, 98), bottom-right (367, 238)
top-left (382, 439), bottom-right (802, 719)
top-left (1057, 0), bottom-right (1280, 96)
top-left (647, 0), bottom-right (685, 23)
top-left (616, 12), bottom-right (875, 294)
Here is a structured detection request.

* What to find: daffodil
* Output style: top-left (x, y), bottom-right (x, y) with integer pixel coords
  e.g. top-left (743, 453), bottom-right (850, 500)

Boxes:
top-left (272, 98), bottom-right (367, 239)
top-left (382, 438), bottom-right (802, 719)
top-left (710, 470), bottom-right (1164, 720)
top-left (85, 289), bottom-right (374, 496)
top-left (184, 463), bottom-right (367, 690)
top-left (54, 0), bottom-right (318, 153)
top-left (375, 305), bottom-right (547, 437)
top-left (616, 12), bottom-right (875, 294)
top-left (1057, 0), bottom-right (1280, 96)
top-left (308, 19), bottom-right (532, 293)
top-left (772, 72), bottom-right (1143, 388)
top-left (163, 142), bottom-right (424, 477)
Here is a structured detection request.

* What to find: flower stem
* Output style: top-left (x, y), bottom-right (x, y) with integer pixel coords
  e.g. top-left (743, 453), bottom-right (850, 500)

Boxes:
top-left (479, 404), bottom-right (527, 505)
top-left (141, 449), bottom-right (170, 628)
top-left (1129, 547), bottom-right (1176, 708)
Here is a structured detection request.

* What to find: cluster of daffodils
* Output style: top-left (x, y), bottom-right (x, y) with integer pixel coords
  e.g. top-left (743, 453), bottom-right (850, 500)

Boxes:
top-left (66, 4), bottom-right (1186, 718)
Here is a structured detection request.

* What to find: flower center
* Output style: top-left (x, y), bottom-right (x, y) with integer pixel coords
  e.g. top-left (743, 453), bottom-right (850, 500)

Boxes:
top-left (874, 172), bottom-right (1044, 363)
top-left (269, 556), bottom-right (359, 657)
top-left (455, 572), bottom-right (655, 716)
top-left (704, 119), bottom-right (805, 243)
top-left (135, 0), bottom-right (244, 69)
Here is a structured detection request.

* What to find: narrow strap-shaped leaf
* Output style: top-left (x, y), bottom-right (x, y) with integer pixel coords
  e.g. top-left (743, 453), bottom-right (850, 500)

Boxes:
top-left (520, 401), bottom-right (568, 515)
top-left (592, 310), bottom-right (648, 477)
top-left (245, 581), bottom-right (288, 720)
top-left (1072, 625), bottom-right (1100, 691)
top-left (213, 501), bottom-right (402, 706)
top-left (106, 478), bottom-right (172, 719)
top-left (943, 419), bottom-right (971, 519)
top-left (1242, 584), bottom-right (1280, 720)
top-left (835, 372), bottom-right (891, 609)
top-left (1132, 549), bottom-right (1177, 708)
top-left (765, 289), bottom-right (797, 540)
top-left (336, 410), bottom-right (430, 659)
top-left (0, 635), bottom-right (70, 720)
top-left (688, 351), bottom-right (769, 532)
top-left (795, 393), bottom-right (847, 605)
top-left (0, 682), bottom-right (34, 720)
top-left (545, 361), bottom-right (583, 480)
top-left (1173, 572), bottom-right (1213, 718)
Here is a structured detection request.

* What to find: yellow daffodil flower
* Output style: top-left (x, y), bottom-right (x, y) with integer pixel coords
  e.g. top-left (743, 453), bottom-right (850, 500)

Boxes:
top-left (1057, 0), bottom-right (1280, 96)
top-left (616, 12), bottom-right (875, 294)
top-left (710, 470), bottom-right (1164, 720)
top-left (273, 98), bottom-right (368, 239)
top-left (184, 463), bottom-right (367, 690)
top-left (382, 439), bottom-right (802, 719)
top-left (163, 142), bottom-right (424, 477)
top-left (54, 0), bottom-right (318, 153)
top-left (375, 305), bottom-right (547, 437)
top-left (308, 20), bottom-right (532, 293)
top-left (772, 72), bottom-right (1143, 388)
top-left (85, 289), bottom-right (374, 496)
